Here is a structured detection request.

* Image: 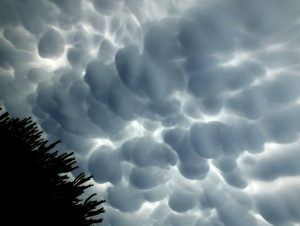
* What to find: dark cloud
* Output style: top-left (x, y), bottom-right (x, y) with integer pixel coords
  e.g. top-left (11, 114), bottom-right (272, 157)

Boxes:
top-left (144, 25), bottom-right (181, 62)
top-left (92, 0), bottom-right (121, 15)
top-left (221, 168), bottom-right (248, 188)
top-left (261, 105), bottom-right (300, 143)
top-left (67, 47), bottom-right (88, 68)
top-left (104, 209), bottom-right (144, 226)
top-left (98, 39), bottom-right (116, 63)
top-left (16, 0), bottom-right (57, 34)
top-left (189, 122), bottom-right (224, 158)
top-left (163, 213), bottom-right (197, 226)
top-left (87, 100), bottom-right (126, 136)
top-left (56, 128), bottom-right (94, 155)
top-left (115, 46), bottom-right (143, 95)
top-left (168, 189), bottom-right (197, 212)
top-left (199, 95), bottom-right (224, 115)
top-left (121, 137), bottom-right (177, 168)
top-left (115, 44), bottom-right (185, 102)
top-left (182, 98), bottom-right (203, 119)
top-left (107, 79), bottom-right (144, 121)
top-left (148, 98), bottom-right (180, 118)
top-left (188, 68), bottom-right (227, 98)
top-left (235, 0), bottom-right (296, 35)
top-left (226, 62), bottom-right (265, 90)
top-left (129, 166), bottom-right (167, 189)
top-left (143, 186), bottom-right (167, 202)
top-left (200, 185), bottom-right (257, 226)
top-left (0, 0), bottom-right (19, 27)
top-left (38, 28), bottom-right (65, 58)
top-left (0, 37), bottom-right (33, 70)
top-left (184, 55), bottom-right (219, 74)
top-left (243, 147), bottom-right (300, 181)
top-left (227, 72), bottom-right (300, 121)
top-left (136, 55), bottom-right (172, 101)
top-left (27, 68), bottom-right (52, 83)
top-left (107, 184), bottom-right (143, 212)
top-left (178, 8), bottom-right (235, 56)
top-left (3, 27), bottom-right (35, 50)
top-left (1, 0), bottom-right (300, 225)
top-left (69, 80), bottom-right (89, 102)
top-left (189, 121), bottom-right (258, 157)
top-left (263, 74), bottom-right (300, 104)
top-left (40, 115), bottom-right (59, 134)
top-left (164, 128), bottom-right (210, 179)
top-left (88, 147), bottom-right (122, 184)
top-left (195, 219), bottom-right (224, 226)
top-left (84, 61), bottom-right (116, 103)
top-left (226, 87), bottom-right (266, 120)
top-left (217, 204), bottom-right (257, 226)
top-left (36, 74), bottom-right (102, 138)
top-left (238, 121), bottom-right (265, 153)
top-left (212, 155), bottom-right (237, 173)
top-left (256, 185), bottom-right (300, 225)
top-left (50, 0), bottom-right (82, 21)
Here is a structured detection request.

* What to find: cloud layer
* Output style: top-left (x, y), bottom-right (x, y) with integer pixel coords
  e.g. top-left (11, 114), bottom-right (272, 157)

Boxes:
top-left (1, 0), bottom-right (300, 225)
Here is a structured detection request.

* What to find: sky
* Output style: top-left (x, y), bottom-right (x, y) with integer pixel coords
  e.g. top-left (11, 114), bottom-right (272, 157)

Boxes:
top-left (0, 0), bottom-right (300, 225)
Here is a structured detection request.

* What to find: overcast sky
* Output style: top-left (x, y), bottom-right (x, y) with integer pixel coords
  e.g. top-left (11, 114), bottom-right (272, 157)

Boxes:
top-left (1, 0), bottom-right (300, 225)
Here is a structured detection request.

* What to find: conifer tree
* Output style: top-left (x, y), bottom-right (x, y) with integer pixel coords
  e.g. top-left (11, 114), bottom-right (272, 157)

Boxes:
top-left (0, 107), bottom-right (105, 225)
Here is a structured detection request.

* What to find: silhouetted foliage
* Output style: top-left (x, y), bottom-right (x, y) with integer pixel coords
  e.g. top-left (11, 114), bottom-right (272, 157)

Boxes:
top-left (0, 107), bottom-right (105, 225)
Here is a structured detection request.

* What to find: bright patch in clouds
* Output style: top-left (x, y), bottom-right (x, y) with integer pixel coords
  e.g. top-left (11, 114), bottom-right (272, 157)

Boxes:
top-left (1, 0), bottom-right (300, 225)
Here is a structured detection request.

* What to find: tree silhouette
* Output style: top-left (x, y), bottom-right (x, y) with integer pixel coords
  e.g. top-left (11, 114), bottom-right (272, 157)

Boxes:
top-left (0, 107), bottom-right (105, 225)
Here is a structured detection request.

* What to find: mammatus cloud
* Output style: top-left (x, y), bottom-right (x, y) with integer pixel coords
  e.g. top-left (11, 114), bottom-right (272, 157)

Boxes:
top-left (38, 28), bottom-right (65, 58)
top-left (1, 0), bottom-right (300, 225)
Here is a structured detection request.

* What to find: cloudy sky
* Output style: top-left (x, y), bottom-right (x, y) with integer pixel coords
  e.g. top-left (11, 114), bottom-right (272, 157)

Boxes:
top-left (1, 0), bottom-right (300, 225)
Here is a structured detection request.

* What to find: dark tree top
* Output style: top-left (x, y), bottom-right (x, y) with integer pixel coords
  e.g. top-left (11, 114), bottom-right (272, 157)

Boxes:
top-left (0, 107), bottom-right (105, 225)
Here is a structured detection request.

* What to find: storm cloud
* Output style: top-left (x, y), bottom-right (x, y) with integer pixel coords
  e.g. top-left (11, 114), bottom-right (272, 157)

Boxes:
top-left (1, 0), bottom-right (300, 225)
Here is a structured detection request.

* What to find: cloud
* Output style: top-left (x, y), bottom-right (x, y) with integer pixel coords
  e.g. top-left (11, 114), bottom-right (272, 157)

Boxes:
top-left (92, 0), bottom-right (121, 15)
top-left (0, 36), bottom-right (33, 70)
top-left (226, 87), bottom-right (267, 120)
top-left (263, 74), bottom-right (300, 104)
top-left (88, 147), bottom-right (123, 184)
top-left (162, 213), bottom-right (197, 226)
top-left (189, 120), bottom-right (265, 159)
top-left (261, 105), bottom-right (300, 143)
top-left (116, 46), bottom-right (179, 101)
top-left (190, 122), bottom-right (230, 158)
top-left (148, 98), bottom-right (180, 118)
top-left (221, 168), bottom-right (248, 188)
top-left (143, 186), bottom-right (168, 202)
top-left (16, 0), bottom-right (57, 34)
top-left (84, 61), bottom-right (116, 103)
top-left (107, 184), bottom-right (144, 212)
top-left (38, 28), bottom-right (65, 58)
top-left (121, 137), bottom-right (177, 168)
top-left (217, 204), bottom-right (257, 226)
top-left (255, 184), bottom-right (300, 225)
top-left (129, 166), bottom-right (167, 189)
top-left (1, 0), bottom-right (300, 225)
top-left (243, 146), bottom-right (300, 181)
top-left (178, 7), bottom-right (236, 56)
top-left (3, 27), bottom-right (35, 51)
top-left (188, 68), bottom-right (227, 98)
top-left (88, 100), bottom-right (126, 136)
top-left (144, 25), bottom-right (182, 62)
top-left (163, 128), bottom-right (210, 180)
top-left (168, 189), bottom-right (197, 213)
top-left (212, 155), bottom-right (237, 173)
top-left (106, 79), bottom-right (143, 121)
top-left (50, 0), bottom-right (82, 21)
